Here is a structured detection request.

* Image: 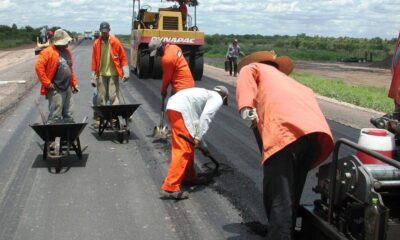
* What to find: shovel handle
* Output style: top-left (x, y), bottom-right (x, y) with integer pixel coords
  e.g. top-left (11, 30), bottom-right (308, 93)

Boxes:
top-left (177, 133), bottom-right (220, 173)
top-left (159, 96), bottom-right (166, 127)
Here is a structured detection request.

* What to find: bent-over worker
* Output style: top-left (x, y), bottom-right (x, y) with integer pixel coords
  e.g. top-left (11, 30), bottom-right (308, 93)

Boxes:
top-left (161, 86), bottom-right (229, 200)
top-left (148, 38), bottom-right (195, 98)
top-left (236, 51), bottom-right (334, 240)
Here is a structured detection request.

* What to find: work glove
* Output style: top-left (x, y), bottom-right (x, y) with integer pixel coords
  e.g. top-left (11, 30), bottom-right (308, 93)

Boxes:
top-left (72, 85), bottom-right (80, 94)
top-left (240, 107), bottom-right (259, 128)
top-left (90, 72), bottom-right (97, 87)
top-left (122, 65), bottom-right (130, 82)
top-left (47, 83), bottom-right (55, 91)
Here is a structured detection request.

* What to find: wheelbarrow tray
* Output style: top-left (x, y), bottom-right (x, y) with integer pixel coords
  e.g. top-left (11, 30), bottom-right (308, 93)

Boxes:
top-left (91, 104), bottom-right (141, 143)
top-left (31, 122), bottom-right (87, 142)
top-left (92, 104), bottom-right (140, 120)
top-left (30, 122), bottom-right (87, 172)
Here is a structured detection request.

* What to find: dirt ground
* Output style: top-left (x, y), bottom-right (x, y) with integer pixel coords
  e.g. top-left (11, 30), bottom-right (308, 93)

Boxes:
top-left (0, 49), bottom-right (35, 71)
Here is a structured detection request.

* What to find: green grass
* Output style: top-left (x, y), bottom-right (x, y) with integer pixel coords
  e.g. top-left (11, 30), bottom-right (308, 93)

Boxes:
top-left (292, 72), bottom-right (392, 113)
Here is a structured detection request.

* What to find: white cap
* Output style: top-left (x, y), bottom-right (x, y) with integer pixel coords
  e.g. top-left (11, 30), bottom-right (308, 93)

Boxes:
top-left (148, 38), bottom-right (162, 57)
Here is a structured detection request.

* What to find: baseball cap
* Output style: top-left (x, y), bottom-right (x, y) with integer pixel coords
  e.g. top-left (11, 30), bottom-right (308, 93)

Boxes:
top-left (148, 38), bottom-right (162, 57)
top-left (99, 21), bottom-right (110, 33)
top-left (53, 29), bottom-right (72, 46)
top-left (213, 85), bottom-right (229, 105)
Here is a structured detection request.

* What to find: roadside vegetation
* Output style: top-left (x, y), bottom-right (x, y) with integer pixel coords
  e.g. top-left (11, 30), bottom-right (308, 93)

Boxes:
top-left (205, 34), bottom-right (395, 62)
top-left (204, 34), bottom-right (395, 113)
top-left (293, 72), bottom-right (392, 113)
top-left (0, 24), bottom-right (78, 49)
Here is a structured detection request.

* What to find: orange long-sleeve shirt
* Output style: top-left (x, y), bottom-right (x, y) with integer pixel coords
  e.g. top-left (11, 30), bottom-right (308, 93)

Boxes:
top-left (389, 32), bottom-right (400, 103)
top-left (91, 35), bottom-right (128, 78)
top-left (161, 44), bottom-right (194, 96)
top-left (35, 45), bottom-right (78, 96)
top-left (236, 63), bottom-right (334, 168)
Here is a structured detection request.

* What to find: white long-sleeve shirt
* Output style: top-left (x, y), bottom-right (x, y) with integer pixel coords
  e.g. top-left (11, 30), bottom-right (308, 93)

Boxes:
top-left (166, 87), bottom-right (223, 141)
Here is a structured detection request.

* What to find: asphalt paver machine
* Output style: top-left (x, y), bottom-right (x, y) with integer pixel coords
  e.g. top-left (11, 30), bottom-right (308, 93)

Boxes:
top-left (299, 115), bottom-right (400, 240)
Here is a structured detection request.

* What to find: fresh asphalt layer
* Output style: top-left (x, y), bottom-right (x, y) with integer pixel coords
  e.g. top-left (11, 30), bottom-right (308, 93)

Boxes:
top-left (0, 40), bottom-right (359, 240)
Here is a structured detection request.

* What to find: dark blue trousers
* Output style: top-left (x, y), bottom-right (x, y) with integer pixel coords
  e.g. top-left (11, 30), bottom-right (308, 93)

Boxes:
top-left (263, 134), bottom-right (317, 240)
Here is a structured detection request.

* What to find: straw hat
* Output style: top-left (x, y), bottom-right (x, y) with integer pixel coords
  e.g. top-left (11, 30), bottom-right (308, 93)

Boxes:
top-left (53, 29), bottom-right (72, 46)
top-left (238, 51), bottom-right (294, 75)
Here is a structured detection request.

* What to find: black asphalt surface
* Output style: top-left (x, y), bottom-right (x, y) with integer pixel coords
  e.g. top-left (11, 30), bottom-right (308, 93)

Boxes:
top-left (0, 40), bottom-right (360, 240)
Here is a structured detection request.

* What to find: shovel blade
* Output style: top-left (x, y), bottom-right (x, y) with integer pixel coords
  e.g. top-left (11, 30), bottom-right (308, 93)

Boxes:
top-left (152, 126), bottom-right (169, 139)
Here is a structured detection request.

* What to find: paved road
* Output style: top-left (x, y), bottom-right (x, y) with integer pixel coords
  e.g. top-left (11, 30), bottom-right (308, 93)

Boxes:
top-left (0, 40), bottom-right (360, 240)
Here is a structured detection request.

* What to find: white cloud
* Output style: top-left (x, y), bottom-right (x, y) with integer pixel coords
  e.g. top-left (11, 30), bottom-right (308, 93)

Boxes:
top-left (0, 0), bottom-right (16, 10)
top-left (0, 0), bottom-right (398, 39)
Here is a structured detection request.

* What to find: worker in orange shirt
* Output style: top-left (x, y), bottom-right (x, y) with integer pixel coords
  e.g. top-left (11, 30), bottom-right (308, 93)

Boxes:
top-left (35, 29), bottom-right (79, 123)
top-left (388, 32), bottom-right (400, 120)
top-left (91, 22), bottom-right (129, 106)
top-left (160, 86), bottom-right (229, 200)
top-left (236, 51), bottom-right (334, 240)
top-left (148, 38), bottom-right (195, 98)
top-left (178, 0), bottom-right (188, 27)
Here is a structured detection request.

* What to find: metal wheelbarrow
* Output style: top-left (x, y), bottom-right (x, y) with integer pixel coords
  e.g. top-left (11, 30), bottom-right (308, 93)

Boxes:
top-left (92, 104), bottom-right (140, 143)
top-left (31, 122), bottom-right (87, 173)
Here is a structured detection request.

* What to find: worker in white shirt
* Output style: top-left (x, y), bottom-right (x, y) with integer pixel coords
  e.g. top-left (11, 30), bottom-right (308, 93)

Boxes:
top-left (160, 86), bottom-right (229, 200)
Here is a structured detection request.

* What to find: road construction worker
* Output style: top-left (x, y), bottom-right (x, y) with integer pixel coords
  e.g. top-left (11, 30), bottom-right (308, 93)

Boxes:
top-left (148, 38), bottom-right (195, 98)
top-left (35, 29), bottom-right (79, 123)
top-left (226, 38), bottom-right (245, 77)
top-left (388, 32), bottom-right (400, 120)
top-left (236, 51), bottom-right (334, 240)
top-left (160, 86), bottom-right (229, 200)
top-left (178, 0), bottom-right (188, 27)
top-left (91, 21), bottom-right (129, 106)
top-left (46, 31), bottom-right (54, 43)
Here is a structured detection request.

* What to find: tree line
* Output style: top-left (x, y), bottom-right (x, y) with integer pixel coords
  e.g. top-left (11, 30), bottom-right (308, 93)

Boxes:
top-left (0, 24), bottom-right (78, 49)
top-left (204, 34), bottom-right (397, 62)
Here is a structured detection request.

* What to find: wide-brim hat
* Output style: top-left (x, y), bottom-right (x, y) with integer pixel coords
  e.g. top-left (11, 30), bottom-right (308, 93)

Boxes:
top-left (238, 51), bottom-right (294, 75)
top-left (53, 29), bottom-right (72, 46)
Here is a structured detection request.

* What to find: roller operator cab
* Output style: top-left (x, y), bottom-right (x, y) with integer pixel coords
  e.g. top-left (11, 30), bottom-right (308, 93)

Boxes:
top-left (130, 0), bottom-right (204, 80)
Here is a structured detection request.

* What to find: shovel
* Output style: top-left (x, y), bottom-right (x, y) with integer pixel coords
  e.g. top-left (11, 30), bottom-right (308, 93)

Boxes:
top-left (152, 96), bottom-right (168, 139)
top-left (178, 133), bottom-right (220, 175)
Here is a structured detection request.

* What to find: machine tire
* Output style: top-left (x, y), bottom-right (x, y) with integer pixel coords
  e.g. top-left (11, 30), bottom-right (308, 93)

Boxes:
top-left (152, 56), bottom-right (163, 79)
top-left (137, 51), bottom-right (150, 79)
top-left (192, 54), bottom-right (203, 81)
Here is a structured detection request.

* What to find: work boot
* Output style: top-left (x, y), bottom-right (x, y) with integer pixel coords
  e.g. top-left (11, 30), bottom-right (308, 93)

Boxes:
top-left (160, 190), bottom-right (189, 200)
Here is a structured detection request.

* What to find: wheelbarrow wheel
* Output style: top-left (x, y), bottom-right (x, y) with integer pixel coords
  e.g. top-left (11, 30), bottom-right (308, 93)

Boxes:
top-left (117, 131), bottom-right (124, 143)
top-left (55, 159), bottom-right (62, 173)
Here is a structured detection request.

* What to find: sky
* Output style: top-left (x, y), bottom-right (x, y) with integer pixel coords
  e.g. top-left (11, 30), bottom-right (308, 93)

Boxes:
top-left (0, 0), bottom-right (399, 39)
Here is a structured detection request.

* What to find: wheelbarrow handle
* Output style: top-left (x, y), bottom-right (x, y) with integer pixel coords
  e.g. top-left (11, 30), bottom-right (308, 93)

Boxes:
top-left (177, 133), bottom-right (220, 172)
